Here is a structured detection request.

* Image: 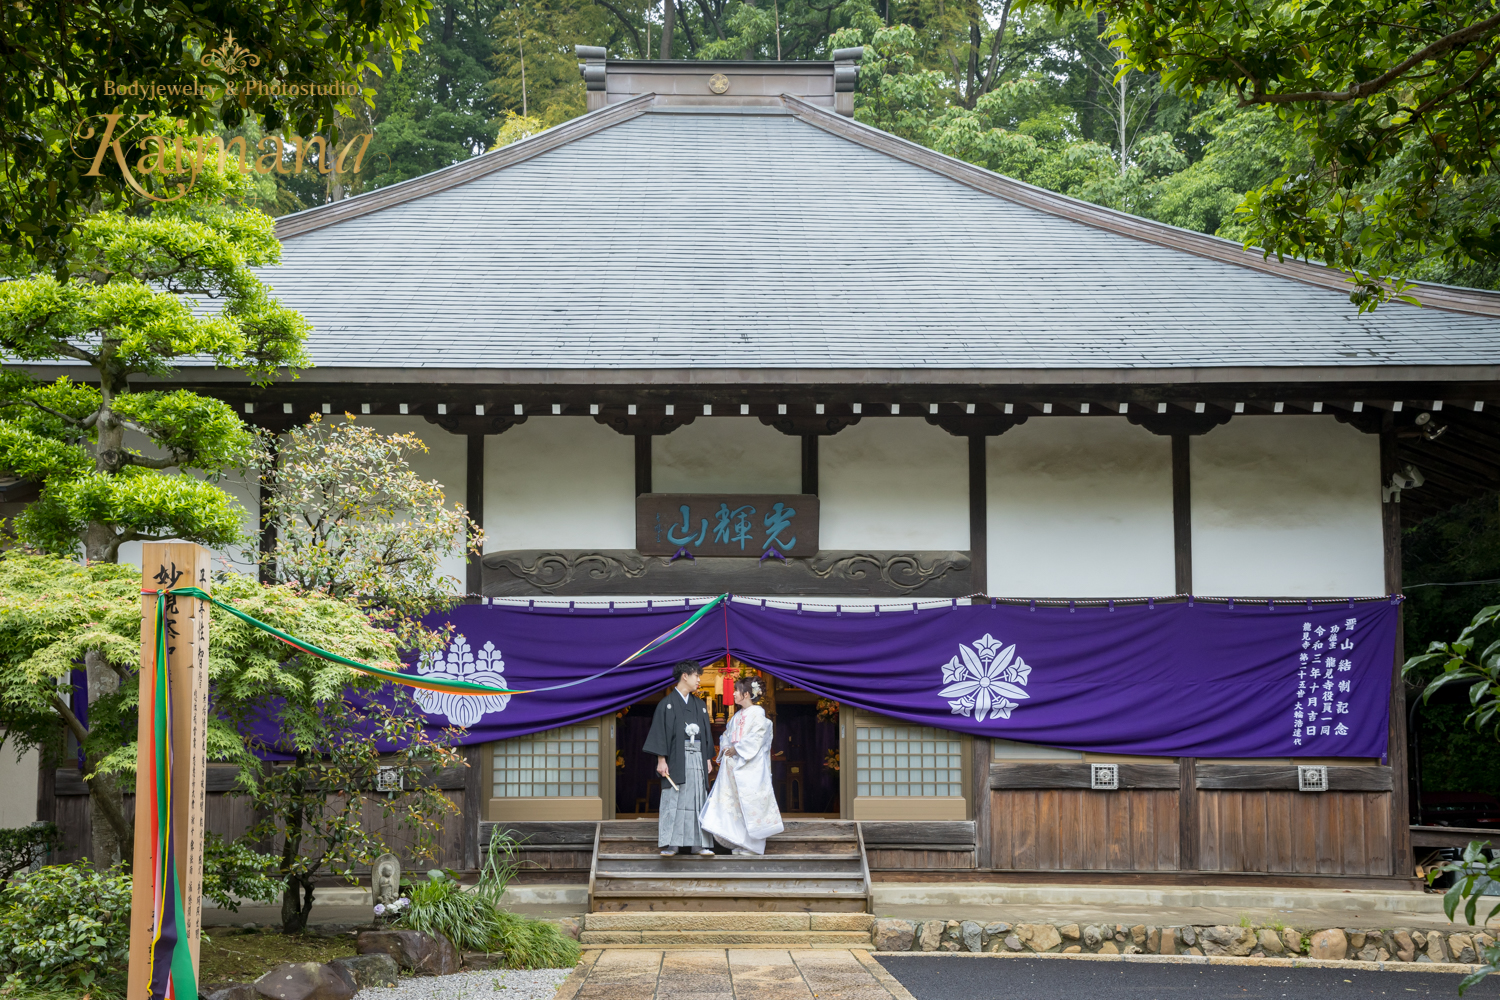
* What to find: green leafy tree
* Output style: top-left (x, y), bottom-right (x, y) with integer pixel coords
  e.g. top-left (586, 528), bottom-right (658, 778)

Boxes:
top-left (0, 165), bottom-right (309, 565)
top-left (0, 550), bottom-right (459, 927)
top-left (257, 414), bottom-right (483, 653)
top-left (1, 0), bottom-right (433, 275)
top-left (351, 2), bottom-right (513, 192)
top-left (251, 414), bottom-right (481, 931)
top-left (1059, 0), bottom-right (1500, 307)
top-left (0, 160), bottom-right (311, 866)
top-left (1406, 601), bottom-right (1500, 993)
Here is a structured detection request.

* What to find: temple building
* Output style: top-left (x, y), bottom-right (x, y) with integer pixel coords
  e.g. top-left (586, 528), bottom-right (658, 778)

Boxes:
top-left (32, 53), bottom-right (1500, 897)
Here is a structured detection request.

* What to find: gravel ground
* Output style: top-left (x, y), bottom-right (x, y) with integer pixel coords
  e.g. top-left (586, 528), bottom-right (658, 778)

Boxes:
top-left (359, 968), bottom-right (574, 1000)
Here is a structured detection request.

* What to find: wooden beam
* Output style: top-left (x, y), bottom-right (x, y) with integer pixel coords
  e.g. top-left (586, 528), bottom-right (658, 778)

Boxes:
top-left (802, 435), bottom-right (819, 495)
top-left (1411, 825), bottom-right (1500, 850)
top-left (480, 820), bottom-right (602, 848)
top-left (1195, 764), bottom-right (1394, 791)
top-left (1172, 433), bottom-right (1192, 593)
top-left (466, 434), bottom-right (484, 596)
top-left (1178, 757), bottom-right (1198, 872)
top-left (858, 821), bottom-right (977, 847)
top-left (635, 434), bottom-right (651, 495)
top-left (1383, 423), bottom-right (1412, 876)
top-left (988, 762), bottom-right (1181, 790)
top-left (972, 737), bottom-right (991, 868)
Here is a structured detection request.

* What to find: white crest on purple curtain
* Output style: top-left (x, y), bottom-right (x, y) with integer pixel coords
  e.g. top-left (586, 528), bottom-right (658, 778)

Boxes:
top-left (414, 634), bottom-right (510, 728)
top-left (939, 633), bottom-right (1031, 722)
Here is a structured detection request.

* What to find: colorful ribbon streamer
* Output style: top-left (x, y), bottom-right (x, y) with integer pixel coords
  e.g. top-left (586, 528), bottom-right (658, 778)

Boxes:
top-left (131, 588), bottom-right (719, 999)
top-left (143, 587), bottom-right (725, 697)
top-left (143, 588), bottom-right (196, 1000)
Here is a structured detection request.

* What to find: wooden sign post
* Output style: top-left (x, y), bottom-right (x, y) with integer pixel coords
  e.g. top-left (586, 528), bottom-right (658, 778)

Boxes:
top-left (127, 542), bottom-right (212, 999)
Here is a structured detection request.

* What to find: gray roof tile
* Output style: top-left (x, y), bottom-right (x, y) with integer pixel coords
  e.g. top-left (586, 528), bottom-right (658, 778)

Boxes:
top-left (250, 108), bottom-right (1500, 371)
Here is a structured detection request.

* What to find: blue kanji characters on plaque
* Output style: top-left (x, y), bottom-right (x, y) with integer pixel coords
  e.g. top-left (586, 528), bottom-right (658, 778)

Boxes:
top-left (667, 504), bottom-right (708, 546)
top-left (763, 502), bottom-right (797, 551)
top-left (714, 503), bottom-right (758, 551)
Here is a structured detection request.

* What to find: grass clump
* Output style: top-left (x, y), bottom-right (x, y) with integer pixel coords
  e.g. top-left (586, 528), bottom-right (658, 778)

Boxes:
top-left (396, 832), bottom-right (580, 969)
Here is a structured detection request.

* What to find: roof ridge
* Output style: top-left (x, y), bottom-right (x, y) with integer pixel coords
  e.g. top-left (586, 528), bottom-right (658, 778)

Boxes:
top-left (781, 94), bottom-right (1500, 319)
top-left (273, 93), bottom-right (657, 241)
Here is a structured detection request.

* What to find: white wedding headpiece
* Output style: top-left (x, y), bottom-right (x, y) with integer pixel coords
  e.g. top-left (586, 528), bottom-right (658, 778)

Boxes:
top-left (750, 680), bottom-right (762, 697)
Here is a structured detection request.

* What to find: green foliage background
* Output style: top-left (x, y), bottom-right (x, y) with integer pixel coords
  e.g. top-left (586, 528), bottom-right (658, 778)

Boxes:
top-left (1403, 495), bottom-right (1500, 799)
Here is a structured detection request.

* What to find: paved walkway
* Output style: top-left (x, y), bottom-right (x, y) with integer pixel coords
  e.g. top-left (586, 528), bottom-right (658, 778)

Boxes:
top-left (553, 949), bottom-right (916, 1000)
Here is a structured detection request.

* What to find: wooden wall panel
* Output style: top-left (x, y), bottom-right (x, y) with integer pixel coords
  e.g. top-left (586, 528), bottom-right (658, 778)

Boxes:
top-left (52, 784), bottom-right (472, 872)
top-left (867, 849), bottom-right (975, 869)
top-left (1197, 790), bottom-right (1392, 874)
top-left (990, 789), bottom-right (1179, 871)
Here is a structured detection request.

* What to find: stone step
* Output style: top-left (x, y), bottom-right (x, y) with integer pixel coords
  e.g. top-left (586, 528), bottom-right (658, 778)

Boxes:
top-left (592, 896), bottom-right (870, 913)
top-left (578, 929), bottom-right (874, 945)
top-left (596, 866), bottom-right (864, 880)
top-left (574, 941), bottom-right (867, 950)
top-left (599, 832), bottom-right (858, 844)
top-left (597, 851), bottom-right (862, 862)
top-left (583, 911), bottom-right (873, 931)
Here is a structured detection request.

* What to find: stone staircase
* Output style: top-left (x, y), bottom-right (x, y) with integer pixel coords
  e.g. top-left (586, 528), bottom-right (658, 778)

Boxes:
top-left (588, 819), bottom-right (872, 912)
top-left (576, 910), bottom-right (876, 947)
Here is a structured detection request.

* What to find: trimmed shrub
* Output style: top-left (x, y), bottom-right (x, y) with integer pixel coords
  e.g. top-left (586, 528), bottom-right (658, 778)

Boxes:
top-left (0, 861), bottom-right (131, 994)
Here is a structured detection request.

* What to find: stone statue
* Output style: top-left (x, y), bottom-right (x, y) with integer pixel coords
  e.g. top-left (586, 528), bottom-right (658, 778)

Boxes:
top-left (372, 853), bottom-right (401, 906)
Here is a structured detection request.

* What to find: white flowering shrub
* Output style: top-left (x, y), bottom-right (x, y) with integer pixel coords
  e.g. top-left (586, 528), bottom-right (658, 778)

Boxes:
top-left (0, 861), bottom-right (131, 992)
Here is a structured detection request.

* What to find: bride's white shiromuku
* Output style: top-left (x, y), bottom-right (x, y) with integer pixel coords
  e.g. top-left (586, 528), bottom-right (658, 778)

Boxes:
top-left (700, 696), bottom-right (784, 855)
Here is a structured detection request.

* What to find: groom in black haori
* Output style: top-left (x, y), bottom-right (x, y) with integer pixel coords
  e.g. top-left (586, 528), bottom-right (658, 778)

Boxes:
top-left (643, 660), bottom-right (716, 855)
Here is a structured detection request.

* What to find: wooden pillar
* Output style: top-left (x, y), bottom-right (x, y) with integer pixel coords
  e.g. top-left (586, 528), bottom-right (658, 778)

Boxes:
top-left (36, 753), bottom-right (55, 832)
top-left (1381, 424), bottom-right (1411, 875)
top-left (1172, 434), bottom-right (1197, 869)
top-left (466, 434), bottom-right (485, 596)
top-left (461, 744), bottom-right (482, 869)
top-left (972, 736), bottom-right (991, 869)
top-left (969, 435), bottom-right (987, 596)
top-left (258, 438), bottom-right (277, 584)
top-left (129, 543), bottom-right (211, 997)
top-left (635, 434), bottom-right (652, 495)
top-left (968, 435), bottom-right (991, 867)
top-left (1178, 757), bottom-right (1198, 871)
top-left (801, 435), bottom-right (819, 495)
top-left (1171, 433), bottom-right (1192, 594)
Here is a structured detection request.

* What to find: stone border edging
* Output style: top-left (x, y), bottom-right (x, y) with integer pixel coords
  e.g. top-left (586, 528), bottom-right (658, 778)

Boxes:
top-left (853, 949), bottom-right (920, 1000)
top-left (551, 948), bottom-right (603, 1000)
top-left (868, 949), bottom-right (1487, 975)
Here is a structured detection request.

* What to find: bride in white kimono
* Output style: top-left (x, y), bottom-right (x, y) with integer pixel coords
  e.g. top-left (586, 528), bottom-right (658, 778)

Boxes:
top-left (700, 677), bottom-right (785, 855)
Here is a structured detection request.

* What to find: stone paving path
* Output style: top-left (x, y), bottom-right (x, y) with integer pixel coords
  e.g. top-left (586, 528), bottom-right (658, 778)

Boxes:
top-left (552, 949), bottom-right (916, 1000)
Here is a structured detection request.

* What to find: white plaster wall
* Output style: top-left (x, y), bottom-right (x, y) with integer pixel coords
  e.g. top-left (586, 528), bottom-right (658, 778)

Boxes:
top-left (820, 419), bottom-right (969, 550)
top-left (484, 417), bottom-right (635, 550)
top-left (653, 418), bottom-right (800, 494)
top-left (362, 416), bottom-right (469, 588)
top-left (0, 742), bottom-right (37, 828)
top-left (986, 418), bottom-right (1175, 597)
top-left (1191, 416), bottom-right (1384, 596)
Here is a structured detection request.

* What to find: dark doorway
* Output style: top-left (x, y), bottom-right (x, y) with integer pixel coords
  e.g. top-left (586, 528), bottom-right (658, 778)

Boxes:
top-left (614, 676), bottom-right (841, 818)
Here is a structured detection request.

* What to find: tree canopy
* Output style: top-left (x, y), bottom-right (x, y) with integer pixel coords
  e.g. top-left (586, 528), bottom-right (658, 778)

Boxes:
top-left (1058, 0), bottom-right (1500, 306)
top-left (1, 0), bottom-right (432, 274)
top-left (0, 165), bottom-right (309, 562)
